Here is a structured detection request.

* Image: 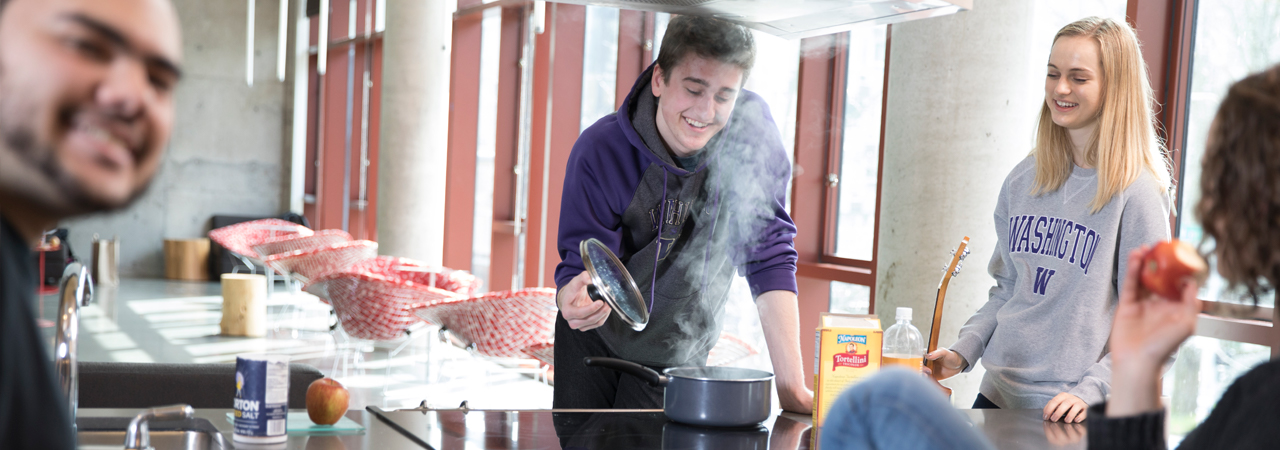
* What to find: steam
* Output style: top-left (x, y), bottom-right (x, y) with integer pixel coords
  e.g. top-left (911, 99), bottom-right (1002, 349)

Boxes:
top-left (660, 98), bottom-right (792, 358)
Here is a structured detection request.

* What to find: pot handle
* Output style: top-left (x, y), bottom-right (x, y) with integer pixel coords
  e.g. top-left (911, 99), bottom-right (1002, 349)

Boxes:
top-left (583, 357), bottom-right (668, 387)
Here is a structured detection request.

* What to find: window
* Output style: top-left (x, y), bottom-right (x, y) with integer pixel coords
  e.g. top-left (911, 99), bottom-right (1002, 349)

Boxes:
top-left (1158, 0), bottom-right (1280, 436)
top-left (743, 30), bottom-right (800, 212)
top-left (831, 25), bottom-right (886, 261)
top-left (470, 6), bottom-right (503, 292)
top-left (830, 281), bottom-right (871, 314)
top-left (1165, 337), bottom-right (1270, 439)
top-left (1175, 0), bottom-right (1280, 307)
top-left (580, 6), bottom-right (621, 132)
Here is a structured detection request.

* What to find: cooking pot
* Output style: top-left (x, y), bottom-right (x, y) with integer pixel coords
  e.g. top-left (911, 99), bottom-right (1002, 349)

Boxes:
top-left (584, 357), bottom-right (774, 427)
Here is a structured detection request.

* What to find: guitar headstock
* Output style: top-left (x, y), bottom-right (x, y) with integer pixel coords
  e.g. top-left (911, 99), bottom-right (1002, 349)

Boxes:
top-left (939, 237), bottom-right (972, 286)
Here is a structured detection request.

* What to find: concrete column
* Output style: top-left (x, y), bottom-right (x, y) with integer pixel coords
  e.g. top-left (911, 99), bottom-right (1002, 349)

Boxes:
top-left (377, 0), bottom-right (456, 265)
top-left (874, 0), bottom-right (1040, 406)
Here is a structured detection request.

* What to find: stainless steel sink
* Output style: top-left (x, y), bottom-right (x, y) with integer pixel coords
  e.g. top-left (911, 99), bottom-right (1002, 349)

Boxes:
top-left (78, 427), bottom-right (228, 450)
top-left (76, 414), bottom-right (231, 450)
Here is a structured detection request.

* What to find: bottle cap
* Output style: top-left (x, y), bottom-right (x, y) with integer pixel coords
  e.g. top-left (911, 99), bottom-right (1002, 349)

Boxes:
top-left (896, 307), bottom-right (912, 322)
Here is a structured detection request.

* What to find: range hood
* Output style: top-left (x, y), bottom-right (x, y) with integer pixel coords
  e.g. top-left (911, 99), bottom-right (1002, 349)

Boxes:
top-left (549, 0), bottom-right (972, 40)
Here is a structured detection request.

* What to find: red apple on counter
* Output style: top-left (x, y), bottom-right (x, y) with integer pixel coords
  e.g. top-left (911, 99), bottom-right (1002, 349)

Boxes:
top-left (1140, 240), bottom-right (1208, 299)
top-left (306, 377), bottom-right (350, 425)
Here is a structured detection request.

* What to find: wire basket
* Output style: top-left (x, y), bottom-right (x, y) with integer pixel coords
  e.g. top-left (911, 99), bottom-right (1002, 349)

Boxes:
top-left (310, 269), bottom-right (467, 340)
top-left (208, 219), bottom-right (312, 259)
top-left (251, 229), bottom-right (352, 260)
top-left (412, 288), bottom-right (557, 359)
top-left (264, 240), bottom-right (377, 285)
top-left (347, 256), bottom-right (481, 297)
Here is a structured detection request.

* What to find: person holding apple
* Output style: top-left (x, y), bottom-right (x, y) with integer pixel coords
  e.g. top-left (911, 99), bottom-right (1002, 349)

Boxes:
top-left (1087, 62), bottom-right (1280, 449)
top-left (924, 16), bottom-right (1172, 423)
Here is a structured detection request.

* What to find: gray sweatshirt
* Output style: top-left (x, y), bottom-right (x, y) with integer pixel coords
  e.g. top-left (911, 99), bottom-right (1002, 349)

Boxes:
top-left (949, 155), bottom-right (1170, 409)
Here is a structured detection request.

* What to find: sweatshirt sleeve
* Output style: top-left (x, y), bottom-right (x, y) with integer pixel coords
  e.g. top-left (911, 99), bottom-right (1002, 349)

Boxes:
top-left (554, 130), bottom-right (630, 293)
top-left (1085, 403), bottom-right (1167, 450)
top-left (949, 176), bottom-right (1015, 371)
top-left (1069, 179), bottom-right (1171, 404)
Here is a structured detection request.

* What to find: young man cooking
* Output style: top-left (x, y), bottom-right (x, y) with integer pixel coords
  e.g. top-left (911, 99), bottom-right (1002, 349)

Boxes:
top-left (554, 15), bottom-right (813, 413)
top-left (0, 0), bottom-right (183, 447)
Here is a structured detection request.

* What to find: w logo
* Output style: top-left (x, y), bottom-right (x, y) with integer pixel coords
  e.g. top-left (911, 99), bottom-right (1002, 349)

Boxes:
top-left (1033, 267), bottom-right (1056, 295)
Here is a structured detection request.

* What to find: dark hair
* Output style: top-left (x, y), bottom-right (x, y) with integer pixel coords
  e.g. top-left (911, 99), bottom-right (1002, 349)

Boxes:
top-left (654, 16), bottom-right (755, 85)
top-left (1195, 63), bottom-right (1280, 300)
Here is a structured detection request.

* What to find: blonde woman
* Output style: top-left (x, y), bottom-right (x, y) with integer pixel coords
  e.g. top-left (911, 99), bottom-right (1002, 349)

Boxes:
top-left (925, 16), bottom-right (1171, 423)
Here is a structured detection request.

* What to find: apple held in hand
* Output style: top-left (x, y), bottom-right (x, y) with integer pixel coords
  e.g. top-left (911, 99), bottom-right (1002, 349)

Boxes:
top-left (1140, 240), bottom-right (1208, 299)
top-left (306, 377), bottom-right (350, 425)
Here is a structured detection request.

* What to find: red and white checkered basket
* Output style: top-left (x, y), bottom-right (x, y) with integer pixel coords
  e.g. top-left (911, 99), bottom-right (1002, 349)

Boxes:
top-left (264, 240), bottom-right (377, 285)
top-left (251, 229), bottom-right (352, 260)
top-left (412, 288), bottom-right (557, 359)
top-left (309, 266), bottom-right (467, 340)
top-left (706, 332), bottom-right (759, 367)
top-left (521, 342), bottom-right (555, 367)
top-left (347, 256), bottom-right (481, 297)
top-left (208, 219), bottom-right (312, 260)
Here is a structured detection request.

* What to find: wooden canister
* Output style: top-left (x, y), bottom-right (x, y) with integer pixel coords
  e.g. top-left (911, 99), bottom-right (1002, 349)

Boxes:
top-left (163, 238), bottom-right (210, 281)
top-left (220, 273), bottom-right (266, 337)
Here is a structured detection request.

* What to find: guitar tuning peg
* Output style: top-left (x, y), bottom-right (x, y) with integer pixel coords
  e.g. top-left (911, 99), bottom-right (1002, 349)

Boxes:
top-left (952, 269), bottom-right (960, 278)
top-left (956, 262), bottom-right (964, 271)
top-left (950, 248), bottom-right (956, 256)
top-left (963, 248), bottom-right (971, 258)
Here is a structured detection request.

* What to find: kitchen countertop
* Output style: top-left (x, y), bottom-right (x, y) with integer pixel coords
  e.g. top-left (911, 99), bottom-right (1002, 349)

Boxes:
top-left (77, 407), bottom-right (1085, 449)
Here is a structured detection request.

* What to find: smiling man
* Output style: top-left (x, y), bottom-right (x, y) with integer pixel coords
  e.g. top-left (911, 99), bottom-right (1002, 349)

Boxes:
top-left (0, 0), bottom-right (182, 447)
top-left (553, 16), bottom-right (813, 413)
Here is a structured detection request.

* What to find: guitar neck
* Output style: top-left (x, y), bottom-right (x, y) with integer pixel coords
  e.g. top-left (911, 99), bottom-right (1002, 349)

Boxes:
top-left (929, 236), bottom-right (969, 353)
top-left (929, 287), bottom-right (946, 353)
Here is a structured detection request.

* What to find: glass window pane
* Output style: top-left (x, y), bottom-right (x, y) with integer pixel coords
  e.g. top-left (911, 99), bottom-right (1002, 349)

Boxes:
top-left (470, 6), bottom-right (503, 292)
top-left (1164, 336), bottom-right (1271, 442)
top-left (742, 31), bottom-right (799, 213)
top-left (651, 13), bottom-right (670, 64)
top-left (1176, 0), bottom-right (1280, 307)
top-left (832, 26), bottom-right (886, 261)
top-left (830, 281), bottom-right (871, 315)
top-left (580, 6), bottom-right (620, 133)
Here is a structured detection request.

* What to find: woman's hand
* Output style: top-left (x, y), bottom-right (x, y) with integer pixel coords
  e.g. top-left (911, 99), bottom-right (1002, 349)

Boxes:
top-left (1107, 246), bottom-right (1202, 417)
top-left (1043, 392), bottom-right (1087, 423)
top-left (558, 271), bottom-right (613, 331)
top-left (924, 349), bottom-right (967, 380)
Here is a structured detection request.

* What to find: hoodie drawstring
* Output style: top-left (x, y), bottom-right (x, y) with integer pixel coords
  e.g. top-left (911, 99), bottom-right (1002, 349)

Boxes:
top-left (649, 170), bottom-right (667, 316)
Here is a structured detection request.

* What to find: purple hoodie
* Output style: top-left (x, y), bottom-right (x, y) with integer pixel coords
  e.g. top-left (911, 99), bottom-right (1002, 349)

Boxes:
top-left (555, 65), bottom-right (798, 367)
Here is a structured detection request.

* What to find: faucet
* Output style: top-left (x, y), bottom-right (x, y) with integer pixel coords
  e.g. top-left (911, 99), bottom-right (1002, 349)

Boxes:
top-left (54, 262), bottom-right (92, 432)
top-left (124, 404), bottom-right (194, 450)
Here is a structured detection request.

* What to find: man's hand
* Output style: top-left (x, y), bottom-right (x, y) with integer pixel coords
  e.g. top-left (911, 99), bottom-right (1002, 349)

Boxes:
top-left (558, 271), bottom-right (612, 331)
top-left (1107, 246), bottom-right (1201, 417)
top-left (778, 384), bottom-right (814, 415)
top-left (1043, 392), bottom-right (1087, 423)
top-left (924, 349), bottom-right (967, 380)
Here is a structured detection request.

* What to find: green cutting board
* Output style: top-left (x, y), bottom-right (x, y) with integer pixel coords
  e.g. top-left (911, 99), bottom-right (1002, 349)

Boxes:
top-left (225, 412), bottom-right (365, 435)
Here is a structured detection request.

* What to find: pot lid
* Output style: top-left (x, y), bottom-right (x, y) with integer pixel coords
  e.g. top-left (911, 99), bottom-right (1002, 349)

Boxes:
top-left (580, 238), bottom-right (649, 331)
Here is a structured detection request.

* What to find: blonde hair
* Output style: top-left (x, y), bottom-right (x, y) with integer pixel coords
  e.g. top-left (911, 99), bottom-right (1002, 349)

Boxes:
top-left (1030, 16), bottom-right (1170, 213)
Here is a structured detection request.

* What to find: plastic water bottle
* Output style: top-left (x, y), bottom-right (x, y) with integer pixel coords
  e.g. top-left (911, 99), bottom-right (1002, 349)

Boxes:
top-left (882, 307), bottom-right (925, 373)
